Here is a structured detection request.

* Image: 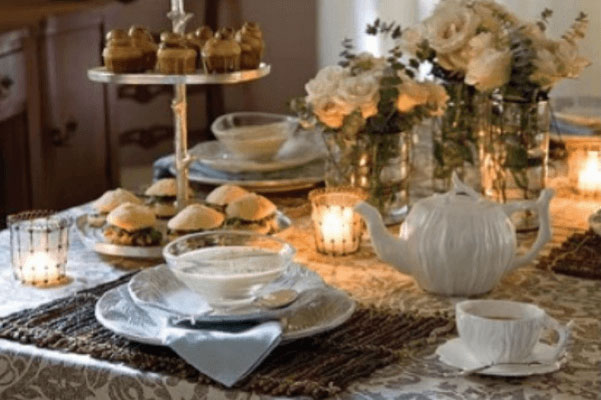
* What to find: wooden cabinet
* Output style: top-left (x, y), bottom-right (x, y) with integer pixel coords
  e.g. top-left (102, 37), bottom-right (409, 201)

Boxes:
top-left (0, 5), bottom-right (115, 223)
top-left (35, 12), bottom-right (111, 209)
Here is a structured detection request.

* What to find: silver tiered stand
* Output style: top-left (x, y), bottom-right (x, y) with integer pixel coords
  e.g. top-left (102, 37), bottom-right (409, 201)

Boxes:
top-left (87, 0), bottom-right (270, 211)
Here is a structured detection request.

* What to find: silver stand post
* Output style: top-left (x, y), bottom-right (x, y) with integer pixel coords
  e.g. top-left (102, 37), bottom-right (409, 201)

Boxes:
top-left (168, 0), bottom-right (193, 210)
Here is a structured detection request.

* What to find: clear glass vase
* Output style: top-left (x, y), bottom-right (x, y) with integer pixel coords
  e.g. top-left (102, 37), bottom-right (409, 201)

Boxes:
top-left (323, 131), bottom-right (411, 225)
top-left (432, 82), bottom-right (484, 192)
top-left (479, 96), bottom-right (550, 231)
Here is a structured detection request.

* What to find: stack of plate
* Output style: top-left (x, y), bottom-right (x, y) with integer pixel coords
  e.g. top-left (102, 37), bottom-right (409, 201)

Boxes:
top-left (95, 263), bottom-right (356, 344)
top-left (176, 113), bottom-right (327, 193)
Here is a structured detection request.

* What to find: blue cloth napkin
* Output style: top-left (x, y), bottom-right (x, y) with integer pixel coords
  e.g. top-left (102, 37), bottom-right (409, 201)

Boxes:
top-left (160, 319), bottom-right (282, 387)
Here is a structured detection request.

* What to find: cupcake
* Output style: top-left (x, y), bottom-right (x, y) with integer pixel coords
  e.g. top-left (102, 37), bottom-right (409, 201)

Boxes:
top-left (128, 26), bottom-right (158, 71)
top-left (235, 22), bottom-right (265, 69)
top-left (157, 32), bottom-right (197, 74)
top-left (202, 27), bottom-right (241, 73)
top-left (102, 29), bottom-right (143, 73)
top-left (186, 26), bottom-right (213, 68)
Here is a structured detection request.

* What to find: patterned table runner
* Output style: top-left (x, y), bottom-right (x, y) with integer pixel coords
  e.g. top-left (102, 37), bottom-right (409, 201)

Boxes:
top-left (537, 229), bottom-right (601, 280)
top-left (0, 274), bottom-right (454, 399)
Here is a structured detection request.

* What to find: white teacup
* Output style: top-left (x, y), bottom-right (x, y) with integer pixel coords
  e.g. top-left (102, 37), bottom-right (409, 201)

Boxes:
top-left (456, 300), bottom-right (570, 365)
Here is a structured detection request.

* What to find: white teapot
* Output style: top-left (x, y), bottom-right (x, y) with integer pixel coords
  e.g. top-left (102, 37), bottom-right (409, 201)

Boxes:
top-left (355, 174), bottom-right (554, 296)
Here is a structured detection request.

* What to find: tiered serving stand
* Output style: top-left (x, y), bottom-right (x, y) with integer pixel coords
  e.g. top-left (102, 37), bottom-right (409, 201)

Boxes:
top-left (88, 0), bottom-right (270, 211)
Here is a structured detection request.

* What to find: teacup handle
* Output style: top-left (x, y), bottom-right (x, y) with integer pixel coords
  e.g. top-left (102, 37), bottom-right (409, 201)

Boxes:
top-left (503, 189), bottom-right (554, 272)
top-left (541, 316), bottom-right (573, 362)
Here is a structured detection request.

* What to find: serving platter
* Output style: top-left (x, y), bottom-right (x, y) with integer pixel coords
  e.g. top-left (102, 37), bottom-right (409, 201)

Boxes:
top-left (189, 130), bottom-right (326, 173)
top-left (75, 211), bottom-right (292, 259)
top-left (128, 263), bottom-right (325, 322)
top-left (87, 63), bottom-right (270, 85)
top-left (177, 159), bottom-right (325, 193)
top-left (96, 281), bottom-right (355, 345)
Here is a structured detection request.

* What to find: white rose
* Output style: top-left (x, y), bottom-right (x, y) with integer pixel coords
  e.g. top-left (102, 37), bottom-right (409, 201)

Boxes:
top-left (465, 48), bottom-right (511, 92)
top-left (312, 96), bottom-right (353, 129)
top-left (335, 74), bottom-right (380, 119)
top-left (396, 73), bottom-right (430, 113)
top-left (471, 1), bottom-right (519, 33)
top-left (436, 47), bottom-right (471, 72)
top-left (424, 0), bottom-right (480, 54)
top-left (305, 65), bottom-right (349, 104)
top-left (530, 40), bottom-right (590, 89)
top-left (423, 82), bottom-right (449, 116)
top-left (399, 26), bottom-right (424, 55)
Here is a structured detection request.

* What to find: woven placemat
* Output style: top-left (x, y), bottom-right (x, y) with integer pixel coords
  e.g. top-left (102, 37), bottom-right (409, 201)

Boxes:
top-left (0, 274), bottom-right (454, 399)
top-left (537, 229), bottom-right (601, 280)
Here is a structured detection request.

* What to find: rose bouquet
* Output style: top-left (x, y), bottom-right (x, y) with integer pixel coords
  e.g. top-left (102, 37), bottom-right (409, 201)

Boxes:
top-left (293, 21), bottom-right (448, 222)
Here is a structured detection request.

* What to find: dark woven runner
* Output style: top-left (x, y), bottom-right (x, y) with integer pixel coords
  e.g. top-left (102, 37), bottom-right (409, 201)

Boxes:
top-left (537, 229), bottom-right (601, 280)
top-left (0, 274), bottom-right (454, 399)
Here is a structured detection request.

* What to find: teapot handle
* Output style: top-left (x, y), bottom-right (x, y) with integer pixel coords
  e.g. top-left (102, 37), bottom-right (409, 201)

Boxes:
top-left (502, 189), bottom-right (554, 272)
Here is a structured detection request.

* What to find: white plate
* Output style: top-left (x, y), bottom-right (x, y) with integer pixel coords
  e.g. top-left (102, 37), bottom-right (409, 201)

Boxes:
top-left (75, 212), bottom-right (292, 259)
top-left (75, 215), bottom-right (165, 259)
top-left (95, 282), bottom-right (355, 345)
top-left (128, 263), bottom-right (325, 322)
top-left (436, 338), bottom-right (563, 377)
top-left (190, 131), bottom-right (325, 173)
top-left (588, 208), bottom-right (601, 236)
top-left (177, 159), bottom-right (324, 192)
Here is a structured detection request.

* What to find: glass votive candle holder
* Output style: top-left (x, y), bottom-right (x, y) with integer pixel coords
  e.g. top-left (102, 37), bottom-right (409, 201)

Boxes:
top-left (309, 187), bottom-right (367, 256)
top-left (7, 210), bottom-right (73, 287)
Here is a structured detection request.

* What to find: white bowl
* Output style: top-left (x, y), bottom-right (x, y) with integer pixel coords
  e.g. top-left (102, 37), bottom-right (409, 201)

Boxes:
top-left (211, 112), bottom-right (297, 161)
top-left (163, 231), bottom-right (296, 303)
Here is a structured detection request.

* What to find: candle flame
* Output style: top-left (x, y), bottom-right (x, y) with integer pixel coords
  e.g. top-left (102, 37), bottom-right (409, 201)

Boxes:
top-left (578, 151), bottom-right (601, 193)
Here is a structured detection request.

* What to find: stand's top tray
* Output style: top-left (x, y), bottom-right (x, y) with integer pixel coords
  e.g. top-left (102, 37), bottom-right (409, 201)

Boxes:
top-left (87, 63), bottom-right (270, 85)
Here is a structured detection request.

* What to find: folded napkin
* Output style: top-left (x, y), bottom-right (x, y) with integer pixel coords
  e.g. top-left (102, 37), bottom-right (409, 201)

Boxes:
top-left (160, 319), bottom-right (282, 387)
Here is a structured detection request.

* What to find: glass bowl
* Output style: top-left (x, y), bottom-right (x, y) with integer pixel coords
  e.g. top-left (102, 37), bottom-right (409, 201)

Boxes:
top-left (162, 231), bottom-right (296, 303)
top-left (211, 112), bottom-right (297, 161)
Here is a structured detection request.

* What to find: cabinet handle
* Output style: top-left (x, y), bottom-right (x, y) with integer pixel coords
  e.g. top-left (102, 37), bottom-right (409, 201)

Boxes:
top-left (50, 119), bottom-right (78, 146)
top-left (0, 76), bottom-right (13, 99)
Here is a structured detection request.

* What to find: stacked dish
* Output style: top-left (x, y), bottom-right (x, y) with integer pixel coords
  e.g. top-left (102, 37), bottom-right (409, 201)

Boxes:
top-left (95, 231), bottom-right (355, 343)
top-left (182, 112), bottom-right (327, 192)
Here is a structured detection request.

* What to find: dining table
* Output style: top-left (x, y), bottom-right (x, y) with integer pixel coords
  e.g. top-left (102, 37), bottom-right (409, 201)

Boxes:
top-left (0, 193), bottom-right (599, 400)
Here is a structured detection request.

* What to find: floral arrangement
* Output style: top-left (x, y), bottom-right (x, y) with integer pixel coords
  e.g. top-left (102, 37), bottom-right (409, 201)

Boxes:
top-left (294, 21), bottom-right (448, 136)
top-left (404, 0), bottom-right (589, 99)
top-left (292, 22), bottom-right (449, 220)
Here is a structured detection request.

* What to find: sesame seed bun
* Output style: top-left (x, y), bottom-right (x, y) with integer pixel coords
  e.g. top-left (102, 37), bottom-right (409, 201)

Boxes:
top-left (106, 202), bottom-right (156, 232)
top-left (225, 193), bottom-right (276, 221)
top-left (93, 188), bottom-right (142, 213)
top-left (145, 178), bottom-right (177, 197)
top-left (167, 204), bottom-right (224, 231)
top-left (206, 185), bottom-right (249, 206)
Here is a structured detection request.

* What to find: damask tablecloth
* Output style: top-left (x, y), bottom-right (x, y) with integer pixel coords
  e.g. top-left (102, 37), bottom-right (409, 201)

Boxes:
top-left (0, 199), bottom-right (599, 399)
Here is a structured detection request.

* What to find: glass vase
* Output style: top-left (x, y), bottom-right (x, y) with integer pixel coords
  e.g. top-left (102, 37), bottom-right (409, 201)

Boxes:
top-left (322, 130), bottom-right (411, 225)
top-left (432, 81), bottom-right (484, 192)
top-left (479, 96), bottom-right (550, 232)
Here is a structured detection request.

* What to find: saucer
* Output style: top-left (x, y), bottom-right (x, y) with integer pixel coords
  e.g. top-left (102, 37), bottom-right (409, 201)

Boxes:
top-left (128, 263), bottom-right (325, 323)
top-left (436, 338), bottom-right (563, 377)
top-left (190, 130), bottom-right (326, 173)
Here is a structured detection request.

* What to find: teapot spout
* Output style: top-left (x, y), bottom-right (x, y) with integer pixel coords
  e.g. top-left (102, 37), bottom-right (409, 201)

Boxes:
top-left (355, 202), bottom-right (412, 275)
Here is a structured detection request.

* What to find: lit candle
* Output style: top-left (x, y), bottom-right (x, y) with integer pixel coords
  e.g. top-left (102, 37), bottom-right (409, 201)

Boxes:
top-left (309, 187), bottom-right (366, 256)
top-left (578, 151), bottom-right (601, 195)
top-left (21, 252), bottom-right (62, 285)
top-left (7, 211), bottom-right (72, 287)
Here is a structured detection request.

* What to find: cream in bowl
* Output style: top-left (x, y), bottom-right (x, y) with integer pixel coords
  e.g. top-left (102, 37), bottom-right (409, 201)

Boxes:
top-left (163, 231), bottom-right (295, 303)
top-left (211, 112), bottom-right (297, 161)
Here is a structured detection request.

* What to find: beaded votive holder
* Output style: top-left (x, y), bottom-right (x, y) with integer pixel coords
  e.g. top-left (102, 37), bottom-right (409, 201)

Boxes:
top-left (7, 210), bottom-right (72, 287)
top-left (309, 187), bottom-right (367, 256)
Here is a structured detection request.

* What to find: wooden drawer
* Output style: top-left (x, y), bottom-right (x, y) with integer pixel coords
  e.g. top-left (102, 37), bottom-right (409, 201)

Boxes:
top-left (0, 36), bottom-right (26, 122)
